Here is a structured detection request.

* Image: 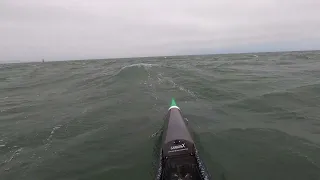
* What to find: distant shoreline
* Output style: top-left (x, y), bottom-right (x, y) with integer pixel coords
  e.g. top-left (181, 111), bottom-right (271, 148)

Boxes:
top-left (1, 49), bottom-right (319, 65)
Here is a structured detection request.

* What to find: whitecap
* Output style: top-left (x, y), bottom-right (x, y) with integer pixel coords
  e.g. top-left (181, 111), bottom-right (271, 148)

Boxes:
top-left (47, 125), bottom-right (62, 141)
top-left (120, 63), bottom-right (158, 70)
top-left (5, 148), bottom-right (23, 163)
top-left (45, 125), bottom-right (62, 150)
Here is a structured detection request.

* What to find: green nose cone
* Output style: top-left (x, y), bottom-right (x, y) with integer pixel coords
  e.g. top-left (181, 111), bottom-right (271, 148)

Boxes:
top-left (170, 98), bottom-right (177, 107)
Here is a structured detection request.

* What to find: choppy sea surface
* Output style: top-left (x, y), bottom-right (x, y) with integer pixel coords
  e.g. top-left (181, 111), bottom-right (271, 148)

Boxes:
top-left (1, 51), bottom-right (320, 180)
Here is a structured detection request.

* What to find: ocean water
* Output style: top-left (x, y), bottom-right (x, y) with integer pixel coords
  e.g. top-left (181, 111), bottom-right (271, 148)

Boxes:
top-left (0, 51), bottom-right (320, 180)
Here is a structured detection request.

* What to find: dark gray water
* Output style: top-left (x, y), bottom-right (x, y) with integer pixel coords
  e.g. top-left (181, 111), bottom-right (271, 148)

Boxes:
top-left (1, 51), bottom-right (320, 180)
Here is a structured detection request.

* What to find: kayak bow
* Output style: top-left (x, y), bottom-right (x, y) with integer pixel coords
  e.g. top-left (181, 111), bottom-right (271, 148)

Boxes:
top-left (156, 98), bottom-right (211, 180)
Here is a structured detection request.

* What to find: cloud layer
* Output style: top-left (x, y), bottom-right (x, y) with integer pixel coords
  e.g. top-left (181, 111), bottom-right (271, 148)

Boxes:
top-left (1, 0), bottom-right (320, 62)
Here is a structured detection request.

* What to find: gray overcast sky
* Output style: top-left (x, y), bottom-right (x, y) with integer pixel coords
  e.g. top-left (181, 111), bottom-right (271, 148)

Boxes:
top-left (1, 0), bottom-right (320, 62)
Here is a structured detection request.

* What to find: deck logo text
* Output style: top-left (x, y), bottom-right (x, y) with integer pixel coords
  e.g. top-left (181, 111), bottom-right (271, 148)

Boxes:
top-left (170, 143), bottom-right (186, 150)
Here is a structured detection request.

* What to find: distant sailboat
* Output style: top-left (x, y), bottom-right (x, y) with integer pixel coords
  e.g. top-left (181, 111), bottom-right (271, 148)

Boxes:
top-left (42, 59), bottom-right (44, 63)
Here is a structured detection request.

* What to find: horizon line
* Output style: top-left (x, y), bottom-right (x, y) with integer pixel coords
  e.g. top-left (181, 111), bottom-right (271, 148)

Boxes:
top-left (1, 49), bottom-right (319, 64)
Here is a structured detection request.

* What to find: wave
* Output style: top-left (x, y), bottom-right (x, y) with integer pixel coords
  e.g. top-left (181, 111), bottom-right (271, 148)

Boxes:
top-left (228, 82), bottom-right (320, 106)
top-left (155, 73), bottom-right (198, 98)
top-left (119, 63), bottom-right (159, 70)
top-left (103, 63), bottom-right (157, 83)
top-left (44, 125), bottom-right (62, 151)
top-left (221, 83), bottom-right (320, 122)
top-left (113, 63), bottom-right (160, 77)
top-left (0, 147), bottom-right (23, 170)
